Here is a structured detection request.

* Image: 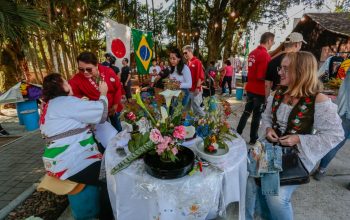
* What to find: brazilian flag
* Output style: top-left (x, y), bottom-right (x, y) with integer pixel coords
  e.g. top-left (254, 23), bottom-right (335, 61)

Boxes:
top-left (132, 29), bottom-right (153, 75)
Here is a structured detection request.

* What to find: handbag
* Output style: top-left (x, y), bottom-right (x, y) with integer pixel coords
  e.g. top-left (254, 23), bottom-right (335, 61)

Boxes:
top-left (254, 142), bottom-right (310, 187)
top-left (279, 146), bottom-right (310, 185)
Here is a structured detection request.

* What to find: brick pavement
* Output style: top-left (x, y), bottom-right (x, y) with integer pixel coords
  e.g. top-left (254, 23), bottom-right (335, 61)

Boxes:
top-left (0, 131), bottom-right (45, 210)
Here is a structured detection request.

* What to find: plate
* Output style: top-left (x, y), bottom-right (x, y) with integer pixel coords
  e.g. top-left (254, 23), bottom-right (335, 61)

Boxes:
top-left (195, 141), bottom-right (229, 164)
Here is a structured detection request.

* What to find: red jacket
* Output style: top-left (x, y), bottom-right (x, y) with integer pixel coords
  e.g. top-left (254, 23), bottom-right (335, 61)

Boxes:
top-left (69, 64), bottom-right (123, 113)
top-left (245, 45), bottom-right (271, 96)
top-left (188, 56), bottom-right (205, 92)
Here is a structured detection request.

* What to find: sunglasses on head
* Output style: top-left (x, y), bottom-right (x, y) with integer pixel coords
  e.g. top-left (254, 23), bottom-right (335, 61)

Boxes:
top-left (78, 67), bottom-right (93, 73)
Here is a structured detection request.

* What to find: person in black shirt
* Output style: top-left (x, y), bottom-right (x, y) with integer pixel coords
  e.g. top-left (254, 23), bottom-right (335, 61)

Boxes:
top-left (202, 72), bottom-right (215, 97)
top-left (101, 53), bottom-right (113, 67)
top-left (109, 56), bottom-right (120, 75)
top-left (121, 58), bottom-right (132, 100)
top-left (265, 32), bottom-right (306, 98)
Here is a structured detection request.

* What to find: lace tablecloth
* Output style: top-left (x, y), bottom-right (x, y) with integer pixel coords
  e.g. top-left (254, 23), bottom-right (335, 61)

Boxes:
top-left (105, 134), bottom-right (247, 220)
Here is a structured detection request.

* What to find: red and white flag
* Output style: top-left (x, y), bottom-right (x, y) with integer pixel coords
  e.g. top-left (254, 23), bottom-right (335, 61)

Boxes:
top-left (105, 18), bottom-right (131, 69)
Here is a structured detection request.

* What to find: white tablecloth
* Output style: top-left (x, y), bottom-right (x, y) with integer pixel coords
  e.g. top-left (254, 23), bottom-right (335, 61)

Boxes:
top-left (105, 134), bottom-right (248, 220)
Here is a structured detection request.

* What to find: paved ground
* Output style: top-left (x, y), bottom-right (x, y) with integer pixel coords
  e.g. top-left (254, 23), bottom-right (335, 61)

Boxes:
top-left (0, 109), bottom-right (45, 210)
top-left (1, 92), bottom-right (350, 219)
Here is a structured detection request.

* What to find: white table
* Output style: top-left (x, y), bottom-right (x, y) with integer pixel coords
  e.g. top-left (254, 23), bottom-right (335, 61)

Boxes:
top-left (105, 134), bottom-right (247, 220)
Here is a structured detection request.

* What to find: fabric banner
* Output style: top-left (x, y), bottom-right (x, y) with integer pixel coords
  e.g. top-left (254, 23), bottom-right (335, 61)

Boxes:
top-left (105, 18), bottom-right (131, 69)
top-left (132, 29), bottom-right (153, 75)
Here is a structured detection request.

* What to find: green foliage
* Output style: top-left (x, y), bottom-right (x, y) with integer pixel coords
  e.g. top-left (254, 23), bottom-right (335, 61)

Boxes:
top-left (0, 0), bottom-right (48, 45)
top-left (111, 140), bottom-right (155, 174)
top-left (128, 131), bottom-right (151, 153)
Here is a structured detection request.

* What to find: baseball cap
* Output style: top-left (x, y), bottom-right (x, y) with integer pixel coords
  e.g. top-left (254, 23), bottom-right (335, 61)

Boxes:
top-left (284, 32), bottom-right (307, 44)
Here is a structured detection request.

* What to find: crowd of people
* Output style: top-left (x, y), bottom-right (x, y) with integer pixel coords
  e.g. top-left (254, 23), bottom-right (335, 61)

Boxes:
top-left (34, 31), bottom-right (350, 220)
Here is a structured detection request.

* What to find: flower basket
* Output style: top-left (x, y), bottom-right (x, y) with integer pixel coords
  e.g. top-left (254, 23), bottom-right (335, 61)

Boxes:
top-left (144, 146), bottom-right (195, 179)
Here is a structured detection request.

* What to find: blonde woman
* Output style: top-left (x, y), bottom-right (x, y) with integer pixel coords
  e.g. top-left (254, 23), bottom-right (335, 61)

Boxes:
top-left (246, 51), bottom-right (344, 220)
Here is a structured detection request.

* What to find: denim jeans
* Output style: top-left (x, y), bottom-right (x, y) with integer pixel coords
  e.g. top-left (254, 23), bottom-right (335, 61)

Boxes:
top-left (237, 92), bottom-right (265, 143)
top-left (319, 115), bottom-right (350, 169)
top-left (260, 184), bottom-right (298, 220)
top-left (247, 141), bottom-right (282, 196)
top-left (181, 88), bottom-right (190, 107)
top-left (246, 177), bottom-right (298, 220)
top-left (109, 112), bottom-right (122, 132)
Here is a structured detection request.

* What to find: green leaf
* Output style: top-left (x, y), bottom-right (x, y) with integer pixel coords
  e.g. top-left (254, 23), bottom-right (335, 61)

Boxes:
top-left (111, 140), bottom-right (155, 174)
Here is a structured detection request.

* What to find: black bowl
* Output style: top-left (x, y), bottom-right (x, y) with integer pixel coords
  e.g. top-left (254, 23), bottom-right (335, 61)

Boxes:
top-left (144, 146), bottom-right (195, 179)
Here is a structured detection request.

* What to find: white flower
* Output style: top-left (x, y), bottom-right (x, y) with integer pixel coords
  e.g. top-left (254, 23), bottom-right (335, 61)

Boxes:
top-left (212, 143), bottom-right (219, 150)
top-left (159, 89), bottom-right (182, 108)
top-left (185, 126), bottom-right (196, 139)
top-left (160, 106), bottom-right (168, 123)
top-left (135, 117), bottom-right (151, 134)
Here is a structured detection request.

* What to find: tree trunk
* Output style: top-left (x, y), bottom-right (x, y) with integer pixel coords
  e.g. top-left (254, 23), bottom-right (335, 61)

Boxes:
top-left (176, 0), bottom-right (182, 49)
top-left (205, 0), bottom-right (229, 64)
top-left (222, 0), bottom-right (238, 59)
top-left (36, 35), bottom-right (51, 73)
top-left (61, 43), bottom-right (71, 79)
top-left (54, 41), bottom-right (65, 78)
top-left (32, 36), bottom-right (45, 80)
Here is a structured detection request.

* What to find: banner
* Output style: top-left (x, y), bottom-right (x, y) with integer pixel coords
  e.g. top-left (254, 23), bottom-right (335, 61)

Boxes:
top-left (105, 18), bottom-right (131, 69)
top-left (132, 29), bottom-right (153, 75)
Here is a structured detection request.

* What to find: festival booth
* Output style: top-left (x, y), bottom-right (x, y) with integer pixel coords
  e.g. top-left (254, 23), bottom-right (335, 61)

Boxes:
top-left (0, 82), bottom-right (42, 131)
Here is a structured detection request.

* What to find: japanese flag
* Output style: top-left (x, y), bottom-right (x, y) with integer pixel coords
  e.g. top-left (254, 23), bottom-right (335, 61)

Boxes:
top-left (105, 18), bottom-right (131, 69)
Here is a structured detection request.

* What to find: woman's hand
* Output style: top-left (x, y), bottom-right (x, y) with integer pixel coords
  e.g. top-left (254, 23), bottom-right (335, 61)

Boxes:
top-left (99, 81), bottom-right (108, 96)
top-left (266, 127), bottom-right (279, 142)
top-left (279, 135), bottom-right (300, 147)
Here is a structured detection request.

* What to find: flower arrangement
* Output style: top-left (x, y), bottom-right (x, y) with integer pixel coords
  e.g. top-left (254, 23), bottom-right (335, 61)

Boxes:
top-left (20, 81), bottom-right (42, 100)
top-left (196, 97), bottom-right (236, 154)
top-left (111, 89), bottom-right (189, 174)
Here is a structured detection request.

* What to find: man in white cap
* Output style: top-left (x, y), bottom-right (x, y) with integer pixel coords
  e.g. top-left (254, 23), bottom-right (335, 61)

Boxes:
top-left (265, 32), bottom-right (307, 98)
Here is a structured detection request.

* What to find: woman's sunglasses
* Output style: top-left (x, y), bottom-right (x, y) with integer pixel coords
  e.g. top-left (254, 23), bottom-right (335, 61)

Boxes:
top-left (78, 67), bottom-right (93, 73)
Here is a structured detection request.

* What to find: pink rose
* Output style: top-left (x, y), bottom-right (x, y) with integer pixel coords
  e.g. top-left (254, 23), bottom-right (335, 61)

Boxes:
top-left (173, 125), bottom-right (186, 139)
top-left (162, 136), bottom-right (173, 146)
top-left (171, 147), bottom-right (178, 156)
top-left (156, 142), bottom-right (168, 155)
top-left (150, 129), bottom-right (163, 144)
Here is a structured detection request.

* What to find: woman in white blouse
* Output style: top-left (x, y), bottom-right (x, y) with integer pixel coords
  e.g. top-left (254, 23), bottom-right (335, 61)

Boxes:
top-left (169, 48), bottom-right (192, 106)
top-left (246, 51), bottom-right (344, 220)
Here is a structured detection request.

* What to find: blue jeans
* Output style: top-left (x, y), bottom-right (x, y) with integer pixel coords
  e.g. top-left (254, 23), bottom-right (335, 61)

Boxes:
top-left (181, 88), bottom-right (190, 107)
top-left (247, 141), bottom-right (282, 196)
top-left (246, 177), bottom-right (298, 220)
top-left (319, 116), bottom-right (350, 169)
top-left (109, 112), bottom-right (122, 132)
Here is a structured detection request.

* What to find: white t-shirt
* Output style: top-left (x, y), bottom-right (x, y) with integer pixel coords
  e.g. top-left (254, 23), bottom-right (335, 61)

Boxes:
top-left (169, 65), bottom-right (192, 89)
top-left (149, 65), bottom-right (161, 82)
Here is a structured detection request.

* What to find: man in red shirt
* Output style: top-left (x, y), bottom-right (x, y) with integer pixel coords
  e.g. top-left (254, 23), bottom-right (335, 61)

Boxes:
top-left (237, 32), bottom-right (275, 145)
top-left (182, 45), bottom-right (205, 116)
top-left (69, 52), bottom-right (123, 132)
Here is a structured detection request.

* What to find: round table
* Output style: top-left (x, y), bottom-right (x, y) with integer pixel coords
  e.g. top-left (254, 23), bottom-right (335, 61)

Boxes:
top-left (105, 133), bottom-right (248, 220)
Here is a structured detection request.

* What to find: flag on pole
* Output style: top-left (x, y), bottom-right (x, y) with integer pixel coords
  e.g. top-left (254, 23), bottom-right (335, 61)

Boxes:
top-left (132, 29), bottom-right (153, 75)
top-left (105, 18), bottom-right (131, 69)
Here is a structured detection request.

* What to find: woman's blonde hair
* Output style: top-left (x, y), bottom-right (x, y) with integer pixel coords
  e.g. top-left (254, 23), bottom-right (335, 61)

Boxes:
top-left (284, 51), bottom-right (322, 97)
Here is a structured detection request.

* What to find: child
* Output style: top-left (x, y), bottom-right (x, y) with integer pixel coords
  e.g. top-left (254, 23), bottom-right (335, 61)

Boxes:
top-left (149, 59), bottom-right (161, 86)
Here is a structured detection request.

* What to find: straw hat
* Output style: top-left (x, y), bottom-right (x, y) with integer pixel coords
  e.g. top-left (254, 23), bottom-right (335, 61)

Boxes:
top-left (37, 174), bottom-right (85, 195)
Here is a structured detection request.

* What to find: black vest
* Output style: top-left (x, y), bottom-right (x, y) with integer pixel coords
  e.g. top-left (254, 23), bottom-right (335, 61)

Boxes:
top-left (271, 86), bottom-right (316, 136)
